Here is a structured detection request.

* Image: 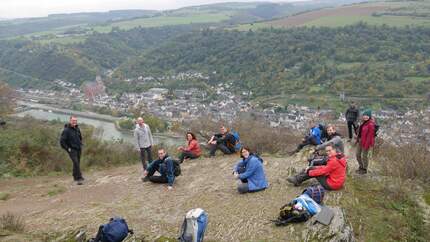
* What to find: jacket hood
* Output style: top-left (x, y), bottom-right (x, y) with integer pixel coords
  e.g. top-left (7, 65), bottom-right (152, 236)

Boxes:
top-left (335, 153), bottom-right (347, 167)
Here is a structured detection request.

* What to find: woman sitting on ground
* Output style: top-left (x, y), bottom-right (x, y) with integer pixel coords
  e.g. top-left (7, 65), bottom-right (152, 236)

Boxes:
top-left (177, 132), bottom-right (201, 163)
top-left (233, 146), bottom-right (268, 194)
top-left (287, 144), bottom-right (346, 190)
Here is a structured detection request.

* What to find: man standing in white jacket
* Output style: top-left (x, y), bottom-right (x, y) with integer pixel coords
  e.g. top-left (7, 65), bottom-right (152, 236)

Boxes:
top-left (134, 117), bottom-right (154, 172)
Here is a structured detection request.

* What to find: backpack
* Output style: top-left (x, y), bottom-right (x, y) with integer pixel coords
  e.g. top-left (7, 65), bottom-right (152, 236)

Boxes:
top-left (92, 217), bottom-right (132, 242)
top-left (179, 208), bottom-right (208, 242)
top-left (318, 124), bottom-right (328, 142)
top-left (230, 130), bottom-right (242, 151)
top-left (374, 123), bottom-right (380, 137)
top-left (272, 202), bottom-right (311, 226)
top-left (272, 194), bottom-right (321, 226)
top-left (173, 159), bottom-right (181, 177)
top-left (303, 185), bottom-right (325, 204)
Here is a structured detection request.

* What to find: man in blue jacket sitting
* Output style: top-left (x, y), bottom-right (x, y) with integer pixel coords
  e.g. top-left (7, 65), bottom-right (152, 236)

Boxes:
top-left (291, 122), bottom-right (322, 154)
top-left (142, 148), bottom-right (175, 190)
top-left (233, 146), bottom-right (268, 194)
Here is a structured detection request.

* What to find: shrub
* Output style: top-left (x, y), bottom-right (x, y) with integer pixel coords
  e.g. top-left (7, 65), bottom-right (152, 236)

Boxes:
top-left (374, 143), bottom-right (430, 183)
top-left (117, 118), bottom-right (135, 130)
top-left (188, 114), bottom-right (301, 154)
top-left (0, 117), bottom-right (139, 177)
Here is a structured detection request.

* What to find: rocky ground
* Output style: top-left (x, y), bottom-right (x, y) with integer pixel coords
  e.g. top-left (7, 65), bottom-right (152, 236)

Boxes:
top-left (0, 143), bottom-right (427, 241)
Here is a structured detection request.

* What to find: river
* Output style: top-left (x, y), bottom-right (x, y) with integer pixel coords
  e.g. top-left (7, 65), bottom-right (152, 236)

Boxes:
top-left (14, 109), bottom-right (184, 147)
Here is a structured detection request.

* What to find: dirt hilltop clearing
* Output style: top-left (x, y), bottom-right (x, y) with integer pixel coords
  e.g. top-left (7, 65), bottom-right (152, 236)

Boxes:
top-left (1, 147), bottom-right (356, 241)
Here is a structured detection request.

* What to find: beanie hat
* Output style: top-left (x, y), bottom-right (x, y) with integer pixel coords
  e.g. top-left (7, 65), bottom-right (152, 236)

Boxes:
top-left (362, 109), bottom-right (372, 118)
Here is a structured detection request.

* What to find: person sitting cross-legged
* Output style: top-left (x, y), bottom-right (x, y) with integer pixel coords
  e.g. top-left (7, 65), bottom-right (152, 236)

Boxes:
top-left (142, 148), bottom-right (176, 190)
top-left (287, 144), bottom-right (346, 191)
top-left (233, 146), bottom-right (268, 194)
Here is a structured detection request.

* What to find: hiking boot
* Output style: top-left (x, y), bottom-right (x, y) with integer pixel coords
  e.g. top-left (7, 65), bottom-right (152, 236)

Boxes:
top-left (287, 175), bottom-right (299, 186)
top-left (76, 180), bottom-right (83, 185)
top-left (141, 176), bottom-right (150, 182)
top-left (355, 169), bottom-right (367, 175)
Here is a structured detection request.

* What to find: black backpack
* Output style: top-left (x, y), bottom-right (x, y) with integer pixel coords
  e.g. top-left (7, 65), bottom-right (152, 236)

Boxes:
top-left (272, 202), bottom-right (311, 226)
top-left (173, 159), bottom-right (181, 176)
top-left (374, 123), bottom-right (380, 137)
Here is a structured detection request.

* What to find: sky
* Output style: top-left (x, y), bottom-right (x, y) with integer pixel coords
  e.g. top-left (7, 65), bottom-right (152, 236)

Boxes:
top-left (0, 0), bottom-right (300, 19)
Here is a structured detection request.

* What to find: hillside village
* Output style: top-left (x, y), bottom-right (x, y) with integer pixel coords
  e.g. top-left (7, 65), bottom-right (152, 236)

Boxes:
top-left (15, 76), bottom-right (430, 149)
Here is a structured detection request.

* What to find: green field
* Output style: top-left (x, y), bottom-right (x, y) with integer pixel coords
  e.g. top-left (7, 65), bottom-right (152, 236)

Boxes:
top-left (303, 15), bottom-right (430, 27)
top-left (93, 12), bottom-right (232, 32)
top-left (233, 0), bottom-right (430, 30)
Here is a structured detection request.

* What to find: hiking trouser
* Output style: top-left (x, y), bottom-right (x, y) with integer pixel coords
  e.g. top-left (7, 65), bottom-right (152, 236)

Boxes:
top-left (237, 181), bottom-right (266, 194)
top-left (68, 149), bottom-right (83, 181)
top-left (179, 150), bottom-right (199, 163)
top-left (296, 136), bottom-right (318, 152)
top-left (145, 162), bottom-right (168, 183)
top-left (237, 181), bottom-right (249, 194)
top-left (356, 145), bottom-right (370, 171)
top-left (347, 121), bottom-right (358, 139)
top-left (209, 143), bottom-right (234, 156)
top-left (295, 169), bottom-right (332, 191)
top-left (140, 146), bottom-right (152, 170)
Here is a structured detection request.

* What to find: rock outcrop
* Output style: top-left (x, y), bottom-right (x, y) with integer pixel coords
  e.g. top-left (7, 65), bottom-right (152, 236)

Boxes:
top-left (302, 207), bottom-right (355, 242)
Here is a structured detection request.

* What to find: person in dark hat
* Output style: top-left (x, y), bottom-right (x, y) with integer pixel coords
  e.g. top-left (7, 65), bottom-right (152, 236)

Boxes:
top-left (355, 109), bottom-right (376, 174)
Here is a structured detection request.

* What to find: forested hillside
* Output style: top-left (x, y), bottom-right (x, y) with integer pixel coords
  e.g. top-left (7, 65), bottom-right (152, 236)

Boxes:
top-left (115, 24), bottom-right (430, 98)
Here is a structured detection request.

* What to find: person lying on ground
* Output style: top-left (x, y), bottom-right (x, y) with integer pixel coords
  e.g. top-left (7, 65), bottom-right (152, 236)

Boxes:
top-left (233, 146), bottom-right (268, 194)
top-left (207, 125), bottom-right (236, 157)
top-left (290, 122), bottom-right (322, 154)
top-left (142, 148), bottom-right (175, 190)
top-left (287, 144), bottom-right (346, 190)
top-left (177, 132), bottom-right (201, 163)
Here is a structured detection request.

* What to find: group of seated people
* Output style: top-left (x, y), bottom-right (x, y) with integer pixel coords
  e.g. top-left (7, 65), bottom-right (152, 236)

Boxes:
top-left (141, 123), bottom-right (346, 194)
top-left (287, 124), bottom-right (346, 191)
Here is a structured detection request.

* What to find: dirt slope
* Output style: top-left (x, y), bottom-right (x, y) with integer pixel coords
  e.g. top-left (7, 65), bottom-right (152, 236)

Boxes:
top-left (0, 147), bottom-right (358, 241)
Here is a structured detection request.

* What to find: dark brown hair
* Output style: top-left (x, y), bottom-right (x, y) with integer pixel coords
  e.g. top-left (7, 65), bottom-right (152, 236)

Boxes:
top-left (240, 146), bottom-right (252, 159)
top-left (186, 132), bottom-right (197, 140)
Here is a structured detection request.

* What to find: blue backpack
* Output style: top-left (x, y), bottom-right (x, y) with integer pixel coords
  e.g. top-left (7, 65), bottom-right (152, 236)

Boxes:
top-left (179, 208), bottom-right (208, 242)
top-left (96, 217), bottom-right (131, 242)
top-left (293, 194), bottom-right (322, 216)
top-left (303, 185), bottom-right (325, 204)
top-left (230, 130), bottom-right (242, 151)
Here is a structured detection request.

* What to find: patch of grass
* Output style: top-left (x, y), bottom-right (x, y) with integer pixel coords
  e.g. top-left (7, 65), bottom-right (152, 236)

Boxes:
top-left (424, 190), bottom-right (430, 206)
top-left (0, 212), bottom-right (25, 233)
top-left (46, 184), bottom-right (66, 197)
top-left (341, 178), bottom-right (429, 241)
top-left (93, 13), bottom-right (232, 32)
top-left (0, 192), bottom-right (10, 201)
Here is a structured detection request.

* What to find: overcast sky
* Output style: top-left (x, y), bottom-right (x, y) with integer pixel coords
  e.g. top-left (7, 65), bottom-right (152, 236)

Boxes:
top-left (0, 0), bottom-right (301, 19)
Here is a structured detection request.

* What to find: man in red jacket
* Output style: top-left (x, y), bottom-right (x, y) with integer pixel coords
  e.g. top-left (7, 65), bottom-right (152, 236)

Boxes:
top-left (287, 144), bottom-right (346, 190)
top-left (355, 109), bottom-right (376, 174)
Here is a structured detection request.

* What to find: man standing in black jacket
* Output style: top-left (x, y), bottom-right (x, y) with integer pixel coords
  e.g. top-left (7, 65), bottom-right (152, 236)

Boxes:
top-left (345, 102), bottom-right (359, 141)
top-left (60, 116), bottom-right (84, 185)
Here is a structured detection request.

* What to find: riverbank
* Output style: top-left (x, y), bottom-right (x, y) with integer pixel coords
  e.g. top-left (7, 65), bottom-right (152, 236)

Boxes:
top-left (13, 101), bottom-right (183, 146)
